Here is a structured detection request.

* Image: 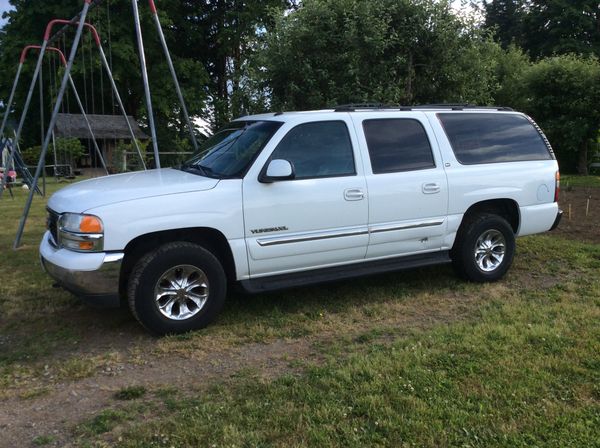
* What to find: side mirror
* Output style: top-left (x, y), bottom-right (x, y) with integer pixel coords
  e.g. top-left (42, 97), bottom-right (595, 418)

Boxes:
top-left (259, 159), bottom-right (295, 183)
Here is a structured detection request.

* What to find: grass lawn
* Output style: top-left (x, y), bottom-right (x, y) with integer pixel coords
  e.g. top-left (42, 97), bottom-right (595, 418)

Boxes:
top-left (561, 174), bottom-right (600, 188)
top-left (0, 177), bottom-right (599, 447)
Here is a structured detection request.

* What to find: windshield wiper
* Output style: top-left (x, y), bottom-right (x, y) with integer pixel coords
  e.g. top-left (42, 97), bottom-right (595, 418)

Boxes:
top-left (179, 164), bottom-right (207, 177)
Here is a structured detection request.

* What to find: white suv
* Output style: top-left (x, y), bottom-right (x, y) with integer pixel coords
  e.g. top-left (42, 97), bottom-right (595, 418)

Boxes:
top-left (40, 105), bottom-right (562, 335)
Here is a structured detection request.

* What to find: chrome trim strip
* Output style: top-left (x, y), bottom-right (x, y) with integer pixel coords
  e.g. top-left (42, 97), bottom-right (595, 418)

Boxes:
top-left (256, 219), bottom-right (445, 247)
top-left (257, 226), bottom-right (369, 247)
top-left (369, 220), bottom-right (445, 234)
top-left (59, 230), bottom-right (104, 240)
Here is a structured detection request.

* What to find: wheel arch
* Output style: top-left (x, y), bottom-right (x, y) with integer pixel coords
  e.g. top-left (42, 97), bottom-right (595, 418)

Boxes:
top-left (119, 227), bottom-right (237, 298)
top-left (460, 199), bottom-right (520, 235)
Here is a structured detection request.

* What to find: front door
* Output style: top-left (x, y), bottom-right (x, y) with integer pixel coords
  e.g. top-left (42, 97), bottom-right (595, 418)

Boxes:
top-left (243, 118), bottom-right (369, 277)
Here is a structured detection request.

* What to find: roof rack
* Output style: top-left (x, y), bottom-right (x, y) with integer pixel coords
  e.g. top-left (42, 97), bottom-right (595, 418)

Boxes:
top-left (334, 103), bottom-right (412, 112)
top-left (333, 103), bottom-right (514, 112)
top-left (413, 104), bottom-right (514, 111)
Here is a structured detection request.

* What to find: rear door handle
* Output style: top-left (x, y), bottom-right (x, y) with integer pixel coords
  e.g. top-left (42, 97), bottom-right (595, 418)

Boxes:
top-left (422, 182), bottom-right (441, 194)
top-left (344, 188), bottom-right (365, 201)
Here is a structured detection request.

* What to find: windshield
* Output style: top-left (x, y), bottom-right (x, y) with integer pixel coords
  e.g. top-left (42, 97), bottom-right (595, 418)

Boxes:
top-left (181, 120), bottom-right (283, 178)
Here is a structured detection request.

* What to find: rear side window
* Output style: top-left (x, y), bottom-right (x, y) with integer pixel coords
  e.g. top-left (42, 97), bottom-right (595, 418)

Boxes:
top-left (270, 121), bottom-right (355, 179)
top-left (438, 113), bottom-right (552, 165)
top-left (363, 119), bottom-right (435, 174)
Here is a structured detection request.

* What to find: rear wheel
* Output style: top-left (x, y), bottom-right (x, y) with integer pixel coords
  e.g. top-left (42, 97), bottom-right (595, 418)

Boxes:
top-left (451, 213), bottom-right (515, 282)
top-left (128, 242), bottom-right (227, 335)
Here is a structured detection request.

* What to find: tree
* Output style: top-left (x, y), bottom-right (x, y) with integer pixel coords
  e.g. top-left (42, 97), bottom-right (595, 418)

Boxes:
top-left (524, 0), bottom-right (600, 58)
top-left (523, 55), bottom-right (600, 174)
top-left (176, 0), bottom-right (291, 127)
top-left (484, 1), bottom-right (600, 59)
top-left (261, 0), bottom-right (504, 111)
top-left (492, 44), bottom-right (531, 109)
top-left (483, 0), bottom-right (527, 49)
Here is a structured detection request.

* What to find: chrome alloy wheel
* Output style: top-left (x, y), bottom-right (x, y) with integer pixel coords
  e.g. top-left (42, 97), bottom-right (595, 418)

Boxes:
top-left (474, 229), bottom-right (506, 272)
top-left (154, 265), bottom-right (209, 321)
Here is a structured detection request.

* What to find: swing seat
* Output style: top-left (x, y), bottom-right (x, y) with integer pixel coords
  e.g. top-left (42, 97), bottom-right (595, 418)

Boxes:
top-left (0, 170), bottom-right (17, 183)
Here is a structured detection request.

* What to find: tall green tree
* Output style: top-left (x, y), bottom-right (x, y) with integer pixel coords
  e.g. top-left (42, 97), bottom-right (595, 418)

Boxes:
top-left (177, 0), bottom-right (291, 127)
top-left (523, 55), bottom-right (600, 174)
top-left (261, 0), bottom-right (503, 110)
top-left (524, 0), bottom-right (600, 58)
top-left (484, 0), bottom-right (600, 58)
top-left (483, 0), bottom-right (527, 49)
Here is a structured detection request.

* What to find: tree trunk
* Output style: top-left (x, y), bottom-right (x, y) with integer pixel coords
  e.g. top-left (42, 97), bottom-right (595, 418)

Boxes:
top-left (405, 52), bottom-right (414, 104)
top-left (577, 140), bottom-right (589, 176)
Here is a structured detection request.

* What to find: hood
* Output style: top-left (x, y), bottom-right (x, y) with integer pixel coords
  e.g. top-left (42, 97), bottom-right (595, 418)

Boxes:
top-left (48, 168), bottom-right (220, 213)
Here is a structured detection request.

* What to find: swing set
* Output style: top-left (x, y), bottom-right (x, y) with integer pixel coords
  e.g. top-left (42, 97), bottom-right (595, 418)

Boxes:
top-left (0, 0), bottom-right (199, 249)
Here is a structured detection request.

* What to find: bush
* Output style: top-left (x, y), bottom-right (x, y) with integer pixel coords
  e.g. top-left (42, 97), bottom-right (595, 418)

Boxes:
top-left (522, 55), bottom-right (600, 174)
top-left (21, 138), bottom-right (86, 167)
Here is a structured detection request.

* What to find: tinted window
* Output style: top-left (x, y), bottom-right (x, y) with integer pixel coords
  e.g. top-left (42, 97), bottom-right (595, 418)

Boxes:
top-left (363, 119), bottom-right (435, 174)
top-left (270, 121), bottom-right (355, 179)
top-left (438, 113), bottom-right (552, 165)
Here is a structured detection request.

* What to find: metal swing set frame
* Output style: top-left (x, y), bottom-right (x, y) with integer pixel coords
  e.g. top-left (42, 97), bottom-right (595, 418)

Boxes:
top-left (0, 0), bottom-right (199, 249)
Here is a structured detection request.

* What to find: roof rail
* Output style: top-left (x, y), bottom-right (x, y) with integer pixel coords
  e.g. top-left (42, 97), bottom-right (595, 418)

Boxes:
top-left (413, 104), bottom-right (514, 111)
top-left (334, 103), bottom-right (514, 112)
top-left (334, 103), bottom-right (412, 112)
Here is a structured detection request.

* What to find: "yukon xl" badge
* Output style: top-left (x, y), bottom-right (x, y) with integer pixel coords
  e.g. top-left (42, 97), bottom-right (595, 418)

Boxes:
top-left (250, 226), bottom-right (288, 234)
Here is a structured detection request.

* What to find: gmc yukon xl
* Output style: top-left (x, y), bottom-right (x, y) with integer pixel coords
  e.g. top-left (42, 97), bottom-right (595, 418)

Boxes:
top-left (40, 105), bottom-right (562, 334)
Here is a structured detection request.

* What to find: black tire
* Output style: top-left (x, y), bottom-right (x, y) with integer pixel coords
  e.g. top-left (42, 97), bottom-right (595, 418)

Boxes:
top-left (127, 242), bottom-right (227, 335)
top-left (451, 213), bottom-right (515, 283)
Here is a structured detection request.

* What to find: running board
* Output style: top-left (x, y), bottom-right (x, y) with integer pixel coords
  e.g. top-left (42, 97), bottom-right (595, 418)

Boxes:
top-left (240, 251), bottom-right (451, 294)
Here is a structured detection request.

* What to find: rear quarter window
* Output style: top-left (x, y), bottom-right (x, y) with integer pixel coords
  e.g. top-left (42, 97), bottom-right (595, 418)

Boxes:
top-left (438, 113), bottom-right (553, 165)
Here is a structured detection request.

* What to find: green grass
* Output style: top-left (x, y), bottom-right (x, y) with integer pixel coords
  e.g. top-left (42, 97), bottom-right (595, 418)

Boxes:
top-left (78, 409), bottom-right (130, 436)
top-left (104, 237), bottom-right (599, 447)
top-left (32, 435), bottom-right (57, 446)
top-left (562, 174), bottom-right (600, 188)
top-left (115, 386), bottom-right (147, 401)
top-left (1, 176), bottom-right (599, 446)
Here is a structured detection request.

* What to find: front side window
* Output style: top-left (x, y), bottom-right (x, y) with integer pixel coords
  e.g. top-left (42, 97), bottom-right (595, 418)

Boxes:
top-left (363, 119), bottom-right (435, 174)
top-left (438, 113), bottom-right (553, 165)
top-left (181, 120), bottom-right (283, 178)
top-left (269, 121), bottom-right (355, 180)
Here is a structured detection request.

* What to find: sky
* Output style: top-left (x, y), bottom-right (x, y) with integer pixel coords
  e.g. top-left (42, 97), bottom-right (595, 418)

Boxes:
top-left (0, 0), bottom-right (12, 26)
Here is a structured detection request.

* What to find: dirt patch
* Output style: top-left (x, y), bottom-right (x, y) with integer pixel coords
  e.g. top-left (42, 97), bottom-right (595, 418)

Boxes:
top-left (0, 295), bottom-right (472, 448)
top-left (556, 186), bottom-right (600, 244)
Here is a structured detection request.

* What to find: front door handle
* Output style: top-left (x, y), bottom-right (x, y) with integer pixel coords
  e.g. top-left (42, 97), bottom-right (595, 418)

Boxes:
top-left (422, 182), bottom-right (441, 194)
top-left (344, 188), bottom-right (365, 201)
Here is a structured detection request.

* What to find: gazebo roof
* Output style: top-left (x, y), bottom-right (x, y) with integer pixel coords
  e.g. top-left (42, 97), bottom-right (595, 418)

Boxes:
top-left (55, 113), bottom-right (149, 140)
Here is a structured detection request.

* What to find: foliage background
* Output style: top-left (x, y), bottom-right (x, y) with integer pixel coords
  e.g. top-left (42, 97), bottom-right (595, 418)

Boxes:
top-left (0, 0), bottom-right (599, 172)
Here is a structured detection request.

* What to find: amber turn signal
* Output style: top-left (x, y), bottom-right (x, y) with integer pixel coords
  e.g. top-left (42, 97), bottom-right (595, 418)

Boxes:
top-left (79, 216), bottom-right (103, 233)
top-left (78, 241), bottom-right (95, 250)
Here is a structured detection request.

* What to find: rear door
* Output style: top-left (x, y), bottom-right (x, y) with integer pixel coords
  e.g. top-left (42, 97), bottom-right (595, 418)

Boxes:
top-left (351, 112), bottom-right (449, 259)
top-left (243, 116), bottom-right (369, 277)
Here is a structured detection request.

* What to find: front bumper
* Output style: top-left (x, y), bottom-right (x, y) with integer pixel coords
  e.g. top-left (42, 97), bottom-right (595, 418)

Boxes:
top-left (40, 231), bottom-right (124, 307)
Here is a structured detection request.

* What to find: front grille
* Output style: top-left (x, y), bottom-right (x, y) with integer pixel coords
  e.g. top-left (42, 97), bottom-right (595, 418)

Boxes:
top-left (47, 208), bottom-right (60, 246)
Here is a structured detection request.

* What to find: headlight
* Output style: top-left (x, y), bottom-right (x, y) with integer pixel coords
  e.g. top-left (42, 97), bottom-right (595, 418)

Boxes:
top-left (58, 213), bottom-right (104, 252)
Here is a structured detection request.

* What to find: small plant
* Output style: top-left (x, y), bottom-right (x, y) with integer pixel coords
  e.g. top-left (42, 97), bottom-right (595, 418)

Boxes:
top-left (114, 385), bottom-right (147, 400)
top-left (79, 409), bottom-right (128, 435)
top-left (32, 435), bottom-right (57, 446)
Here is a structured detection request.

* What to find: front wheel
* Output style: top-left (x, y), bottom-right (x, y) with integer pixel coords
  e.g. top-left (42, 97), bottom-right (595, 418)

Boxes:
top-left (451, 214), bottom-right (515, 282)
top-left (127, 242), bottom-right (227, 335)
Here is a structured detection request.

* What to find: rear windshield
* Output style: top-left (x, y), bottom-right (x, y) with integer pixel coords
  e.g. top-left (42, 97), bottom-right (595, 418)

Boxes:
top-left (438, 113), bottom-right (553, 165)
